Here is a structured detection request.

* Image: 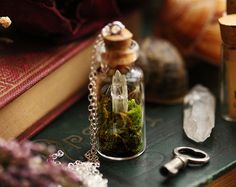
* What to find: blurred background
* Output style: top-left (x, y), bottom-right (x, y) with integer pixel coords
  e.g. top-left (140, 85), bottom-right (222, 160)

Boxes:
top-left (0, 0), bottom-right (226, 101)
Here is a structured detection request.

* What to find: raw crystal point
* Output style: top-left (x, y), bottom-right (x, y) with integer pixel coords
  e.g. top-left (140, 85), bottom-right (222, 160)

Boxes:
top-left (183, 85), bottom-right (215, 143)
top-left (111, 70), bottom-right (128, 113)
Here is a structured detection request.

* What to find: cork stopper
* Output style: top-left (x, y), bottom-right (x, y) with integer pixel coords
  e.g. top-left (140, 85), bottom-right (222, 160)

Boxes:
top-left (103, 28), bottom-right (133, 51)
top-left (101, 21), bottom-right (138, 67)
top-left (227, 0), bottom-right (236, 14)
top-left (219, 14), bottom-right (236, 45)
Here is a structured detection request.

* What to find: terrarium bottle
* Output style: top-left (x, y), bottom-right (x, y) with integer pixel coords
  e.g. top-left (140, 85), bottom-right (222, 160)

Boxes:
top-left (95, 22), bottom-right (146, 160)
top-left (219, 15), bottom-right (236, 121)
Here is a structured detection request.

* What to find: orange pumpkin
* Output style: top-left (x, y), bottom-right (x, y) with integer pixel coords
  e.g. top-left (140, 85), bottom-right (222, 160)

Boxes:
top-left (156, 0), bottom-right (226, 65)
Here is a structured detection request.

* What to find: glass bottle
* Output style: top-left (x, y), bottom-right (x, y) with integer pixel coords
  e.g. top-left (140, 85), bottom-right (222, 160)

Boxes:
top-left (219, 15), bottom-right (236, 121)
top-left (227, 0), bottom-right (236, 14)
top-left (95, 22), bottom-right (146, 160)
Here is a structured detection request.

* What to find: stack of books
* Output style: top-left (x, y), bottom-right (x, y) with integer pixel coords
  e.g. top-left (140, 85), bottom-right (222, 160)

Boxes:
top-left (0, 37), bottom-right (94, 140)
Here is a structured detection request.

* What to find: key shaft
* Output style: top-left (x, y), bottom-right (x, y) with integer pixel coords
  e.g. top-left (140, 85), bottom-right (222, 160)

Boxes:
top-left (160, 155), bottom-right (188, 176)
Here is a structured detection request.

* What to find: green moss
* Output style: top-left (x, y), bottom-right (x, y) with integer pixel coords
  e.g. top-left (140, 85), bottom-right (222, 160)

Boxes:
top-left (97, 97), bottom-right (144, 158)
top-left (128, 99), bottom-right (142, 129)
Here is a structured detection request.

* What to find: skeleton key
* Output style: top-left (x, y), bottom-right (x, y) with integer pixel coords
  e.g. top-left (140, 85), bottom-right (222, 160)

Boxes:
top-left (160, 146), bottom-right (210, 177)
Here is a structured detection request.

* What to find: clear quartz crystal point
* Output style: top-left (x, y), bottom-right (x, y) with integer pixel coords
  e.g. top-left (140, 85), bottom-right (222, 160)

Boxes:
top-left (183, 85), bottom-right (215, 143)
top-left (111, 70), bottom-right (128, 113)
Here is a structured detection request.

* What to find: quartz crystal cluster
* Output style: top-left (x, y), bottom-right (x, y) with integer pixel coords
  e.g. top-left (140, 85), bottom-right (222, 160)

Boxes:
top-left (111, 70), bottom-right (128, 113)
top-left (183, 85), bottom-right (215, 143)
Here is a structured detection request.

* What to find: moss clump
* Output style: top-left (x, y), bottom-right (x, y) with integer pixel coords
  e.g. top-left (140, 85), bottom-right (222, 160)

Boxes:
top-left (128, 99), bottom-right (142, 129)
top-left (97, 98), bottom-right (144, 158)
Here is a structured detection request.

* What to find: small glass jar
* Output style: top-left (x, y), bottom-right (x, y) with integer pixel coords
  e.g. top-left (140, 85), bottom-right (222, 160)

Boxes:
top-left (220, 43), bottom-right (236, 121)
top-left (219, 15), bottom-right (236, 121)
top-left (96, 39), bottom-right (146, 160)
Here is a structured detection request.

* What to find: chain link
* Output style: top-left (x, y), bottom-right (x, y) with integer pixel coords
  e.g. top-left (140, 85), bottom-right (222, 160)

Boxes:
top-left (85, 34), bottom-right (103, 165)
top-left (85, 21), bottom-right (125, 164)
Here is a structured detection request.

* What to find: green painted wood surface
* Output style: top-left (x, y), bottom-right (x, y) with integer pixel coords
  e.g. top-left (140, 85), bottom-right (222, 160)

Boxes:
top-left (32, 63), bottom-right (236, 187)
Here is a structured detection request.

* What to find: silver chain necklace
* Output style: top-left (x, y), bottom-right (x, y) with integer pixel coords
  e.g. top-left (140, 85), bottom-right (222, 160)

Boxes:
top-left (85, 33), bottom-right (103, 165)
top-left (86, 21), bottom-right (125, 163)
top-left (49, 34), bottom-right (106, 187)
top-left (50, 22), bottom-right (125, 187)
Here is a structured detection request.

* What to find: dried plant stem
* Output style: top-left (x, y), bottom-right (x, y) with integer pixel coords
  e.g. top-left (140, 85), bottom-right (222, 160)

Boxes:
top-left (0, 16), bottom-right (11, 28)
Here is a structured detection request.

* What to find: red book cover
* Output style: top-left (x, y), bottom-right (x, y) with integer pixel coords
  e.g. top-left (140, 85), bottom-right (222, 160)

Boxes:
top-left (0, 37), bottom-right (93, 140)
top-left (0, 38), bottom-right (92, 107)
